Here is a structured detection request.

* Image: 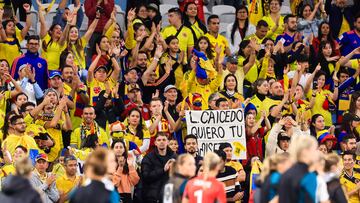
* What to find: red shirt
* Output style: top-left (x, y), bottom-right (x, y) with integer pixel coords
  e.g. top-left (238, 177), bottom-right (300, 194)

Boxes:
top-left (178, 0), bottom-right (205, 23)
top-left (183, 176), bottom-right (226, 203)
top-left (84, 0), bottom-right (114, 33)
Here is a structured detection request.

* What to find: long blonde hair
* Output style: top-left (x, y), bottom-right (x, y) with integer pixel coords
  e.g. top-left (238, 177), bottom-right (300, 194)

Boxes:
top-left (289, 135), bottom-right (318, 162)
top-left (259, 153), bottom-right (289, 182)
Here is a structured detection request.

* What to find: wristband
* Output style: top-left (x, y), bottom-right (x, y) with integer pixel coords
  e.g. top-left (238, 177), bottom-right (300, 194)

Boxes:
top-left (312, 94), bottom-right (316, 97)
top-left (110, 53), bottom-right (116, 58)
top-left (26, 12), bottom-right (31, 15)
top-left (29, 80), bottom-right (36, 84)
top-left (153, 57), bottom-right (159, 62)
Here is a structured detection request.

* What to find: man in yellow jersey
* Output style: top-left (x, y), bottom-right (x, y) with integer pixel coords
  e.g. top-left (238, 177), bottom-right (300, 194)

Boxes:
top-left (70, 106), bottom-right (109, 149)
top-left (161, 7), bottom-right (194, 62)
top-left (245, 20), bottom-right (269, 48)
top-left (341, 135), bottom-right (360, 171)
top-left (205, 15), bottom-right (231, 63)
top-left (56, 155), bottom-right (82, 203)
top-left (62, 65), bottom-right (89, 130)
top-left (340, 151), bottom-right (360, 203)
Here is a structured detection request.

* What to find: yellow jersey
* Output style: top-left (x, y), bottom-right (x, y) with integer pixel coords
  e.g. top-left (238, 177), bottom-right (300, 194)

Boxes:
top-left (261, 15), bottom-right (284, 40)
top-left (161, 25), bottom-right (194, 61)
top-left (0, 28), bottom-right (23, 66)
top-left (2, 134), bottom-right (39, 155)
top-left (204, 33), bottom-right (229, 63)
top-left (71, 123), bottom-right (110, 149)
top-left (88, 78), bottom-right (115, 106)
top-left (340, 171), bottom-right (360, 203)
top-left (41, 34), bottom-right (66, 70)
top-left (56, 174), bottom-right (82, 198)
top-left (247, 0), bottom-right (265, 25)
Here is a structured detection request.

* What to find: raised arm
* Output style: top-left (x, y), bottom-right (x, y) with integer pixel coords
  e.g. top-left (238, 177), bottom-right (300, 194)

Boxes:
top-left (304, 64), bottom-right (321, 94)
top-left (21, 4), bottom-right (32, 39)
top-left (338, 47), bottom-right (360, 68)
top-left (37, 0), bottom-right (48, 39)
top-left (83, 11), bottom-right (100, 42)
top-left (0, 8), bottom-right (6, 41)
top-left (45, 98), bottom-right (67, 129)
top-left (109, 48), bottom-right (121, 81)
top-left (142, 46), bottom-right (163, 84)
top-left (87, 45), bottom-right (102, 84)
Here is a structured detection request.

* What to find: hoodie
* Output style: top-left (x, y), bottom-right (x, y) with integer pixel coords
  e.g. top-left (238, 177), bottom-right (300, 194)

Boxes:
top-left (0, 175), bottom-right (42, 203)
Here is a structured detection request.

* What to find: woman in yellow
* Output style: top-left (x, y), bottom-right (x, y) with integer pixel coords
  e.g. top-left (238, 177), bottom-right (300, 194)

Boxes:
top-left (261, 0), bottom-right (284, 40)
top-left (38, 3), bottom-right (70, 70)
top-left (306, 66), bottom-right (339, 127)
top-left (238, 39), bottom-right (259, 98)
top-left (66, 12), bottom-right (100, 73)
top-left (219, 74), bottom-right (245, 108)
top-left (125, 8), bottom-right (147, 51)
top-left (0, 4), bottom-right (31, 66)
top-left (111, 108), bottom-right (150, 155)
top-left (0, 145), bottom-right (28, 178)
top-left (183, 2), bottom-right (207, 43)
top-left (248, 79), bottom-right (270, 120)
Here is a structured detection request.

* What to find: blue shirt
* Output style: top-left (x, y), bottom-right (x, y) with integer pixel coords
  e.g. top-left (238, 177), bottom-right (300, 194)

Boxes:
top-left (11, 51), bottom-right (49, 90)
top-left (275, 32), bottom-right (295, 47)
top-left (337, 30), bottom-right (360, 59)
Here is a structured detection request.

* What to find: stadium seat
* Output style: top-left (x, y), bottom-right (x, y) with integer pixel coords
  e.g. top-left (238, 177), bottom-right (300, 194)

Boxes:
top-left (212, 5), bottom-right (236, 24)
top-left (203, 6), bottom-right (211, 24)
top-left (280, 6), bottom-right (292, 15)
top-left (160, 4), bottom-right (176, 16)
top-left (42, 3), bottom-right (59, 28)
top-left (220, 23), bottom-right (229, 36)
top-left (115, 5), bottom-right (126, 33)
top-left (162, 0), bottom-right (178, 6)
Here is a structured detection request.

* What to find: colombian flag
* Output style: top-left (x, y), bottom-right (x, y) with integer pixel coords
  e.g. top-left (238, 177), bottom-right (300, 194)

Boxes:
top-left (249, 160), bottom-right (263, 203)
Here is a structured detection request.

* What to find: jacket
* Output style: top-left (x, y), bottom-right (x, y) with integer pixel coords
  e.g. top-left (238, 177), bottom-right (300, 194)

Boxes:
top-left (113, 164), bottom-right (140, 194)
top-left (70, 179), bottom-right (120, 203)
top-left (84, 0), bottom-right (114, 33)
top-left (94, 90), bottom-right (125, 129)
top-left (141, 148), bottom-right (177, 202)
top-left (266, 124), bottom-right (307, 157)
top-left (29, 171), bottom-right (60, 203)
top-left (11, 51), bottom-right (49, 90)
top-left (0, 175), bottom-right (42, 203)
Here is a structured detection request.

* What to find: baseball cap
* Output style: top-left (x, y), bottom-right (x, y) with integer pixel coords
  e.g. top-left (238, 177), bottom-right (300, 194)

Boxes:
top-left (164, 85), bottom-right (177, 93)
top-left (94, 65), bottom-right (108, 74)
top-left (35, 153), bottom-right (49, 162)
top-left (225, 55), bottom-right (238, 64)
top-left (277, 133), bottom-right (291, 141)
top-left (125, 67), bottom-right (141, 75)
top-left (49, 70), bottom-right (62, 79)
top-left (18, 64), bottom-right (28, 72)
top-left (147, 3), bottom-right (159, 12)
top-left (127, 83), bottom-right (141, 92)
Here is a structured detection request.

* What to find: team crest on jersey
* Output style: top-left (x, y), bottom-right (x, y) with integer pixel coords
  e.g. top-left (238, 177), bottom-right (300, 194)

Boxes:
top-left (94, 87), bottom-right (101, 94)
top-left (38, 63), bottom-right (42, 68)
top-left (355, 179), bottom-right (360, 184)
top-left (182, 32), bottom-right (187, 37)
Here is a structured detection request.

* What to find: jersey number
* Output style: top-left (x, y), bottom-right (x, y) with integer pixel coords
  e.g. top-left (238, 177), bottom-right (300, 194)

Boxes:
top-left (194, 189), bottom-right (203, 203)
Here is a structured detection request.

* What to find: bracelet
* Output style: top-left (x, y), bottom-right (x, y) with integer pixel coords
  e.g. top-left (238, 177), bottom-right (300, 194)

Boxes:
top-left (26, 12), bottom-right (31, 15)
top-left (29, 80), bottom-right (36, 84)
top-left (312, 94), bottom-right (316, 97)
top-left (153, 57), bottom-right (159, 62)
top-left (110, 53), bottom-right (116, 58)
top-left (334, 85), bottom-right (339, 88)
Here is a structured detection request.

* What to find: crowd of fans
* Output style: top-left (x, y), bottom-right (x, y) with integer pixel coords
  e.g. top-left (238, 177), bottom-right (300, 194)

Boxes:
top-left (0, 0), bottom-right (359, 202)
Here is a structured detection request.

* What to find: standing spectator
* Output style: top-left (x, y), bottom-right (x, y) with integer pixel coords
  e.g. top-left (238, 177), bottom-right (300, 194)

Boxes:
top-left (275, 14), bottom-right (299, 50)
top-left (0, 4), bottom-right (31, 67)
top-left (337, 14), bottom-right (360, 59)
top-left (161, 7), bottom-right (194, 62)
top-left (183, 2), bottom-right (207, 44)
top-left (226, 6), bottom-right (256, 54)
top-left (141, 132), bottom-right (176, 202)
top-left (112, 140), bottom-right (140, 203)
top-left (178, 0), bottom-right (207, 22)
top-left (0, 157), bottom-right (42, 203)
top-left (184, 134), bottom-right (203, 170)
top-left (205, 15), bottom-right (231, 62)
top-left (261, 0), bottom-right (283, 40)
top-left (53, 0), bottom-right (83, 29)
top-left (297, 2), bottom-right (325, 38)
top-left (70, 105), bottom-right (109, 149)
top-left (214, 150), bottom-right (243, 203)
top-left (84, 0), bottom-right (114, 66)
top-left (16, 64), bottom-right (44, 105)
top-left (340, 151), bottom-right (360, 203)
top-left (56, 155), bottom-right (83, 203)
top-left (278, 135), bottom-right (319, 202)
top-left (30, 154), bottom-right (60, 203)
top-left (11, 35), bottom-right (49, 91)
top-left (325, 0), bottom-right (360, 38)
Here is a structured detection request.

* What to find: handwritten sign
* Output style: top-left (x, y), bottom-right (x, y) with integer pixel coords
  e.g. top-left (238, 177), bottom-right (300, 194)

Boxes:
top-left (186, 109), bottom-right (247, 159)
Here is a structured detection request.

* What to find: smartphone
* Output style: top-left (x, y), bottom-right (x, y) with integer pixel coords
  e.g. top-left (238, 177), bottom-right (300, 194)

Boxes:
top-left (280, 38), bottom-right (286, 44)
